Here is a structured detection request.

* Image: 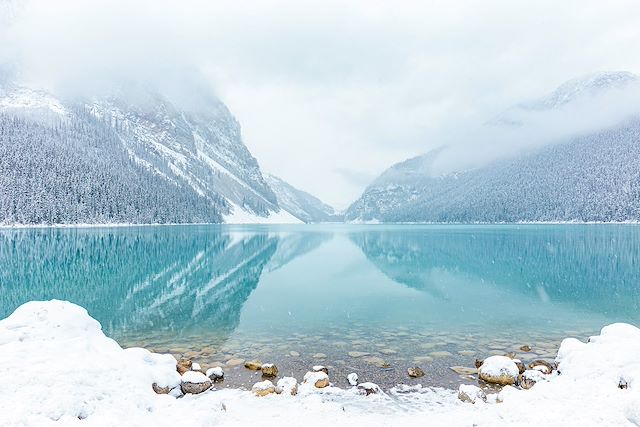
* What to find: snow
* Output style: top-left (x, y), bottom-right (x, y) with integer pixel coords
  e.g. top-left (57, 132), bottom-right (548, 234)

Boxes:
top-left (347, 373), bottom-right (359, 386)
top-left (223, 202), bottom-right (303, 224)
top-left (181, 371), bottom-right (209, 384)
top-left (3, 300), bottom-right (640, 426)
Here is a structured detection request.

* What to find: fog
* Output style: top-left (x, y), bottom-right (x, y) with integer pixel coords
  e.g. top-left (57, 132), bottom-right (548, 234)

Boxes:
top-left (1, 0), bottom-right (640, 208)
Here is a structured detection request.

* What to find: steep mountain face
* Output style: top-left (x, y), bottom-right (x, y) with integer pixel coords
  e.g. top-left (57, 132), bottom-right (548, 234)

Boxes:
top-left (0, 81), bottom-right (300, 224)
top-left (346, 72), bottom-right (640, 223)
top-left (264, 174), bottom-right (340, 223)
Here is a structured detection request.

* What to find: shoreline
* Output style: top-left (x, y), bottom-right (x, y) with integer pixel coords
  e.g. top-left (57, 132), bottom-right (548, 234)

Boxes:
top-left (2, 300), bottom-right (640, 426)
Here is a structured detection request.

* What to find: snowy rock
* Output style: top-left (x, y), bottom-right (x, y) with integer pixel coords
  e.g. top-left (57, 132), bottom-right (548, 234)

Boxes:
top-left (407, 367), bottom-right (424, 378)
top-left (458, 384), bottom-right (487, 404)
top-left (303, 371), bottom-right (330, 388)
top-left (357, 382), bottom-right (382, 396)
top-left (244, 360), bottom-right (262, 371)
top-left (152, 383), bottom-right (172, 394)
top-left (252, 380), bottom-right (275, 397)
top-left (312, 365), bottom-right (329, 375)
top-left (261, 363), bottom-right (278, 377)
top-left (275, 377), bottom-right (298, 396)
top-left (191, 362), bottom-right (201, 372)
top-left (528, 360), bottom-right (554, 375)
top-left (177, 358), bottom-right (192, 375)
top-left (512, 359), bottom-right (526, 374)
top-left (347, 373), bottom-right (359, 386)
top-left (181, 371), bottom-right (212, 394)
top-left (519, 369), bottom-right (547, 390)
top-left (206, 366), bottom-right (224, 382)
top-left (478, 356), bottom-right (519, 385)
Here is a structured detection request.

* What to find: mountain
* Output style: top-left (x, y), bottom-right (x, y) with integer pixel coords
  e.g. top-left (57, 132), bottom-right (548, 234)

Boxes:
top-left (0, 80), bottom-right (302, 224)
top-left (264, 174), bottom-right (340, 223)
top-left (346, 72), bottom-right (640, 223)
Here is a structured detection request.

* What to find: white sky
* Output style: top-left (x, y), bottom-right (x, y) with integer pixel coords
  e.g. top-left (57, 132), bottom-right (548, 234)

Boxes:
top-left (2, 0), bottom-right (640, 208)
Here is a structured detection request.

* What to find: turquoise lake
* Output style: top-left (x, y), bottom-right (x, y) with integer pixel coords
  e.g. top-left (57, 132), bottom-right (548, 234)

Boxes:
top-left (1, 224), bottom-right (639, 389)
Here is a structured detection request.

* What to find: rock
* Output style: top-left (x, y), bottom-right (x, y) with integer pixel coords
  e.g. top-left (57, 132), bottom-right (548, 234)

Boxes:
top-left (169, 386), bottom-right (184, 398)
top-left (429, 351), bottom-right (453, 358)
top-left (348, 351), bottom-right (369, 358)
top-left (619, 377), bottom-right (629, 389)
top-left (303, 371), bottom-right (330, 388)
top-left (513, 359), bottom-right (526, 374)
top-left (312, 365), bottom-right (329, 375)
top-left (312, 353), bottom-right (327, 359)
top-left (519, 369), bottom-right (546, 390)
top-left (379, 348), bottom-right (397, 355)
top-left (206, 366), bottom-right (224, 382)
top-left (478, 356), bottom-right (519, 385)
top-left (528, 360), bottom-right (554, 375)
top-left (152, 383), bottom-right (171, 394)
top-left (458, 350), bottom-right (476, 357)
top-left (252, 380), bottom-right (276, 397)
top-left (357, 382), bottom-right (382, 396)
top-left (275, 377), bottom-right (298, 396)
top-left (177, 358), bottom-right (192, 375)
top-left (289, 351), bottom-right (300, 357)
top-left (474, 358), bottom-right (484, 369)
top-left (449, 366), bottom-right (477, 376)
top-left (407, 367), bottom-right (424, 378)
top-left (226, 358), bottom-right (244, 367)
top-left (520, 345), bottom-right (532, 352)
top-left (347, 373), bottom-right (358, 386)
top-left (363, 356), bottom-right (389, 368)
top-left (261, 363), bottom-right (278, 377)
top-left (244, 360), bottom-right (263, 370)
top-left (180, 371), bottom-right (212, 394)
top-left (191, 362), bottom-right (201, 372)
top-left (504, 352), bottom-right (517, 359)
top-left (458, 384), bottom-right (487, 404)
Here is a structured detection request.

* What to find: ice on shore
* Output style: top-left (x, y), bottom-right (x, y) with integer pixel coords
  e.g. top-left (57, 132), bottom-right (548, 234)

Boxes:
top-left (2, 300), bottom-right (640, 426)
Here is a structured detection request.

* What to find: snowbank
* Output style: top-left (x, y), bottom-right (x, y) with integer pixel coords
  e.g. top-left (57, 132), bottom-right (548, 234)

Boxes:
top-left (1, 300), bottom-right (640, 426)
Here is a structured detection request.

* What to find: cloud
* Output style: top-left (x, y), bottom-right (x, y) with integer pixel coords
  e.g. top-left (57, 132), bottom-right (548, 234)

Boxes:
top-left (2, 0), bottom-right (640, 207)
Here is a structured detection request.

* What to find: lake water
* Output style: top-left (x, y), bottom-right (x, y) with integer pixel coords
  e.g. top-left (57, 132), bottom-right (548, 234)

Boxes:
top-left (1, 224), bottom-right (639, 390)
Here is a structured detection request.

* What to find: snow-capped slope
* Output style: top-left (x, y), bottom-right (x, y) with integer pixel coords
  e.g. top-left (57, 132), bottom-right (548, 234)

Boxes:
top-left (0, 79), bottom-right (299, 224)
top-left (346, 72), bottom-right (640, 223)
top-left (265, 174), bottom-right (340, 223)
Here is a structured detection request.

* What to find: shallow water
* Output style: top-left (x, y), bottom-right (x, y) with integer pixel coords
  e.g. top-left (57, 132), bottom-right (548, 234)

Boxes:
top-left (1, 224), bottom-right (639, 389)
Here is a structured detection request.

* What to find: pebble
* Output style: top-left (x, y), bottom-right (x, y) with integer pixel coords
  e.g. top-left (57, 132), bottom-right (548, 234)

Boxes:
top-left (348, 351), bottom-right (369, 358)
top-left (289, 351), bottom-right (300, 357)
top-left (312, 353), bottom-right (327, 359)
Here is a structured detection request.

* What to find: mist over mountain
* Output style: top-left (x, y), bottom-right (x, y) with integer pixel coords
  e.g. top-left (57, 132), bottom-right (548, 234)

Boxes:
top-left (346, 72), bottom-right (640, 223)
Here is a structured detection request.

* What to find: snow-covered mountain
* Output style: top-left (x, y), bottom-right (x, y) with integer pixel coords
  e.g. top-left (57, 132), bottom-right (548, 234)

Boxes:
top-left (264, 174), bottom-right (340, 223)
top-left (0, 79), bottom-right (306, 224)
top-left (346, 72), bottom-right (640, 223)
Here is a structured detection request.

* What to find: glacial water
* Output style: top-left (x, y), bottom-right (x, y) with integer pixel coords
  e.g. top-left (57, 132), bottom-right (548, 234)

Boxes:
top-left (1, 224), bottom-right (639, 389)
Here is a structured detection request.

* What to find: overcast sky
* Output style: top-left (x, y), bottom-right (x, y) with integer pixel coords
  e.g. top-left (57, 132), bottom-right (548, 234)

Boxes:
top-left (3, 0), bottom-right (640, 208)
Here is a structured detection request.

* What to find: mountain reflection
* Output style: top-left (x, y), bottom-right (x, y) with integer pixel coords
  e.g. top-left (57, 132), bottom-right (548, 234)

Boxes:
top-left (0, 227), bottom-right (330, 340)
top-left (349, 225), bottom-right (640, 317)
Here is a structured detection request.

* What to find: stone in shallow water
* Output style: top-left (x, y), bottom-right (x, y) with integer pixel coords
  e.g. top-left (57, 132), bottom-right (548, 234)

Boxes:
top-left (289, 351), bottom-right (300, 357)
top-left (520, 345), bottom-right (532, 352)
top-left (478, 356), bottom-right (519, 385)
top-left (312, 353), bottom-right (327, 359)
top-left (407, 367), bottom-right (424, 378)
top-left (226, 358), bottom-right (244, 367)
top-left (430, 351), bottom-right (453, 358)
top-left (244, 360), bottom-right (262, 370)
top-left (206, 366), bottom-right (224, 382)
top-left (458, 350), bottom-right (476, 357)
top-left (449, 366), bottom-right (477, 376)
top-left (379, 348), bottom-right (397, 355)
top-left (363, 356), bottom-right (389, 368)
top-left (348, 351), bottom-right (369, 358)
top-left (261, 363), bottom-right (278, 377)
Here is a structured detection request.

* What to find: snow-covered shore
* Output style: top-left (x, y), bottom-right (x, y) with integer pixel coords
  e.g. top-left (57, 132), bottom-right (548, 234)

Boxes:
top-left (1, 300), bottom-right (639, 426)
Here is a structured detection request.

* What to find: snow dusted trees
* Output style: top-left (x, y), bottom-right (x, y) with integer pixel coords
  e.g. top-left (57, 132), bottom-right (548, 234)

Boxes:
top-left (0, 113), bottom-right (225, 225)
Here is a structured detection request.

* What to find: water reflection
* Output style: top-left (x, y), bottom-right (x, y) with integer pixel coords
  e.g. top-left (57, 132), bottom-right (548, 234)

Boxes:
top-left (349, 225), bottom-right (640, 317)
